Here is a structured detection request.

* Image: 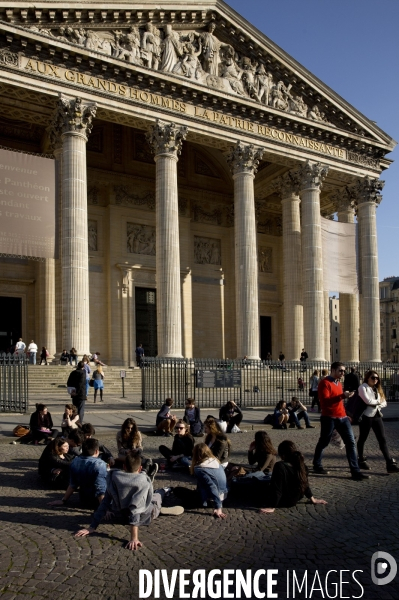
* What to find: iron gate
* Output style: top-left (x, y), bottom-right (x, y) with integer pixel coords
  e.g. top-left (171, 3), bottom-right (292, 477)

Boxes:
top-left (141, 358), bottom-right (399, 409)
top-left (0, 352), bottom-right (28, 413)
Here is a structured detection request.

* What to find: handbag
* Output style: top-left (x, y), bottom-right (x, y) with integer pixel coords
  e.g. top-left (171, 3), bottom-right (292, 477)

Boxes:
top-left (13, 425), bottom-right (30, 438)
top-left (89, 379), bottom-right (94, 387)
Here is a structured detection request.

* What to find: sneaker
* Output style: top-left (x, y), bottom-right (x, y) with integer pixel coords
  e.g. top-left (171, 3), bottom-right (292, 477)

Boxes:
top-left (297, 426), bottom-right (304, 430)
top-left (351, 472), bottom-right (371, 480)
top-left (148, 463), bottom-right (159, 482)
top-left (313, 466), bottom-right (330, 475)
top-left (163, 487), bottom-right (173, 496)
top-left (306, 425), bottom-right (316, 429)
top-left (387, 459), bottom-right (399, 474)
top-left (160, 506), bottom-right (184, 516)
top-left (358, 460), bottom-right (371, 470)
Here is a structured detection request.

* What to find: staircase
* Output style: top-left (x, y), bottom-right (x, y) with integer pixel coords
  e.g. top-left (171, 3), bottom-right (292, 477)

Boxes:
top-left (27, 365), bottom-right (142, 402)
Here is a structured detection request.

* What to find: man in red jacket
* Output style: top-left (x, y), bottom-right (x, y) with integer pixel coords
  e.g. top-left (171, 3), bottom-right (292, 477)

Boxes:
top-left (313, 361), bottom-right (370, 481)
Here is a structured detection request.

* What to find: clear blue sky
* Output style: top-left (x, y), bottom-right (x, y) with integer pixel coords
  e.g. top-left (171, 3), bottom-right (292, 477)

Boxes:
top-left (226, 0), bottom-right (399, 280)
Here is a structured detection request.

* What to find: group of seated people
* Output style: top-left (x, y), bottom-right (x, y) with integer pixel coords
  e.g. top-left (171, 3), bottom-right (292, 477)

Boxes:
top-left (273, 397), bottom-right (316, 430)
top-left (32, 398), bottom-right (326, 550)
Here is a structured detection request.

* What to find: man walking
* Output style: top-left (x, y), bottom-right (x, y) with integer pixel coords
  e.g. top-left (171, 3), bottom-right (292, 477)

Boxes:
top-left (27, 340), bottom-right (38, 365)
top-left (313, 361), bottom-right (370, 481)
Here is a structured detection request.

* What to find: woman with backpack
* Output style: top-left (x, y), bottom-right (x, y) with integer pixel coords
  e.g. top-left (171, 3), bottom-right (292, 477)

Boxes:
top-left (357, 370), bottom-right (399, 473)
top-left (259, 440), bottom-right (327, 513)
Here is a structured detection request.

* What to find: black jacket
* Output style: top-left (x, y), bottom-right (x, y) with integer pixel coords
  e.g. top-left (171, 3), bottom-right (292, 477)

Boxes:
top-left (67, 369), bottom-right (87, 401)
top-left (38, 444), bottom-right (73, 481)
top-left (265, 461), bottom-right (313, 508)
top-left (171, 434), bottom-right (194, 457)
top-left (344, 372), bottom-right (360, 393)
top-left (29, 410), bottom-right (53, 433)
top-left (219, 404), bottom-right (242, 423)
top-left (205, 434), bottom-right (230, 463)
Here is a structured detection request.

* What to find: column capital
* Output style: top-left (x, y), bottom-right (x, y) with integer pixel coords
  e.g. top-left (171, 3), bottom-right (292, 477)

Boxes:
top-left (351, 176), bottom-right (384, 206)
top-left (275, 169), bottom-right (301, 198)
top-left (146, 119), bottom-right (187, 157)
top-left (226, 141), bottom-right (264, 176)
top-left (299, 160), bottom-right (329, 191)
top-left (49, 95), bottom-right (97, 147)
top-left (330, 187), bottom-right (356, 214)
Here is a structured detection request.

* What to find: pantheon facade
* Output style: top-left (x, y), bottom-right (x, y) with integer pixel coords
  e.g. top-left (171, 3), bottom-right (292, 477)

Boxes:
top-left (0, 1), bottom-right (395, 364)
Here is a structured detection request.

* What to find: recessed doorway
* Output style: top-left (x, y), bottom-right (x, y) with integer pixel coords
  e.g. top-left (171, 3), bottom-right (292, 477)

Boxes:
top-left (0, 296), bottom-right (22, 353)
top-left (260, 315), bottom-right (272, 360)
top-left (135, 287), bottom-right (158, 358)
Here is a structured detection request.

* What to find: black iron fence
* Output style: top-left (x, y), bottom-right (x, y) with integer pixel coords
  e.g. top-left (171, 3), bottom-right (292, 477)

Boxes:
top-left (0, 353), bottom-right (28, 413)
top-left (141, 358), bottom-right (399, 409)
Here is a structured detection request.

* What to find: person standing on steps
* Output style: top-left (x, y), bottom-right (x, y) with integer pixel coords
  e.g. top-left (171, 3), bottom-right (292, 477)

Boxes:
top-left (135, 343), bottom-right (145, 368)
top-left (312, 362), bottom-right (370, 481)
top-left (357, 370), bottom-right (399, 474)
top-left (92, 365), bottom-right (105, 403)
top-left (27, 340), bottom-right (38, 365)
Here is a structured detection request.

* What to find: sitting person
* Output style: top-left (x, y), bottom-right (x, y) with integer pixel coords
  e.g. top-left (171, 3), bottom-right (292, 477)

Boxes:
top-left (48, 438), bottom-right (107, 509)
top-left (39, 437), bottom-right (73, 488)
top-left (259, 440), bottom-right (327, 513)
top-left (156, 398), bottom-right (177, 436)
top-left (287, 397), bottom-right (315, 429)
top-left (61, 404), bottom-right (81, 436)
top-left (69, 347), bottom-right (78, 367)
top-left (116, 418), bottom-right (155, 477)
top-left (91, 352), bottom-right (105, 366)
top-left (219, 400), bottom-right (243, 433)
top-left (81, 423), bottom-right (114, 465)
top-left (183, 398), bottom-right (203, 437)
top-left (29, 403), bottom-right (58, 444)
top-left (203, 417), bottom-right (230, 466)
top-left (273, 400), bottom-right (289, 429)
top-left (64, 430), bottom-right (85, 458)
top-left (174, 443), bottom-right (228, 519)
top-left (60, 350), bottom-right (69, 365)
top-left (74, 452), bottom-right (184, 551)
top-left (159, 420), bottom-right (194, 469)
top-left (248, 431), bottom-right (277, 474)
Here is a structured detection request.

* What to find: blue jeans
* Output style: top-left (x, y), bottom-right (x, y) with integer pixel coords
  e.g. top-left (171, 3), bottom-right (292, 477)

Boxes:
top-left (313, 416), bottom-right (360, 473)
top-left (29, 353), bottom-right (37, 365)
top-left (289, 410), bottom-right (311, 427)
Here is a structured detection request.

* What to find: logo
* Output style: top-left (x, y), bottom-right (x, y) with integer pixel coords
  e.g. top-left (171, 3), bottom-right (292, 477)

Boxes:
top-left (371, 551), bottom-right (397, 586)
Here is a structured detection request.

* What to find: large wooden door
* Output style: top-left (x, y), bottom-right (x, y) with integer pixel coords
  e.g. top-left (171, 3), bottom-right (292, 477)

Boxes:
top-left (0, 296), bottom-right (22, 353)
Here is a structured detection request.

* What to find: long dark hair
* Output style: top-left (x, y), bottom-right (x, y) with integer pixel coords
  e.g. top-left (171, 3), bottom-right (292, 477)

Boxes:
top-left (120, 418), bottom-right (141, 448)
top-left (278, 440), bottom-right (308, 494)
top-left (363, 370), bottom-right (385, 400)
top-left (254, 431), bottom-right (277, 455)
top-left (204, 417), bottom-right (231, 450)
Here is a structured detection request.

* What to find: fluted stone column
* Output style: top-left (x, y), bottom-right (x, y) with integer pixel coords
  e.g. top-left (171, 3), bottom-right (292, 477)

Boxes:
top-left (53, 146), bottom-right (63, 356)
top-left (50, 96), bottom-right (97, 356)
top-left (147, 120), bottom-right (187, 358)
top-left (37, 259), bottom-right (56, 358)
top-left (226, 141), bottom-right (264, 360)
top-left (324, 291), bottom-right (331, 361)
top-left (276, 170), bottom-right (303, 361)
top-left (299, 161), bottom-right (329, 361)
top-left (354, 177), bottom-right (384, 362)
top-left (333, 192), bottom-right (359, 362)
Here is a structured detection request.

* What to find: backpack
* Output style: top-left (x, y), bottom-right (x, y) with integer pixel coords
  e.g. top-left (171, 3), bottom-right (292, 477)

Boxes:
top-left (345, 391), bottom-right (365, 425)
top-left (13, 425), bottom-right (30, 438)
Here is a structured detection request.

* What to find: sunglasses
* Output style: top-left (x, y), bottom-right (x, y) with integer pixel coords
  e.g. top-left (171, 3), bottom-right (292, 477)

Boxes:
top-left (175, 426), bottom-right (185, 430)
top-left (338, 369), bottom-right (346, 373)
top-left (370, 376), bottom-right (379, 380)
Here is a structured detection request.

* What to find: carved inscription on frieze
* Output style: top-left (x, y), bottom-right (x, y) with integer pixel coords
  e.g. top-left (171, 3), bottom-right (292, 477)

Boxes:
top-left (127, 223), bottom-right (156, 256)
top-left (194, 236), bottom-right (221, 265)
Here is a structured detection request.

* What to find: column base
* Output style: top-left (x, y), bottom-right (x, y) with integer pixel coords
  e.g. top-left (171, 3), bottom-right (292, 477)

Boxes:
top-left (159, 354), bottom-right (184, 359)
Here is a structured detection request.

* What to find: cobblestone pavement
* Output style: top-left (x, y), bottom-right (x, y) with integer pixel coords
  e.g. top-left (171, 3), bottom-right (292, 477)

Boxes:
top-left (1, 423), bottom-right (398, 600)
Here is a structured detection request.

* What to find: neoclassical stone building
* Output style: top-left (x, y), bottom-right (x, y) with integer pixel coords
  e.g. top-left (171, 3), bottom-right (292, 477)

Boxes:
top-left (0, 1), bottom-right (395, 364)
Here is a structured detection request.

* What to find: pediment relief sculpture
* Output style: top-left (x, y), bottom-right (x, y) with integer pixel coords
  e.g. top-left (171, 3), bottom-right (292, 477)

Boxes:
top-left (25, 22), bottom-right (337, 128)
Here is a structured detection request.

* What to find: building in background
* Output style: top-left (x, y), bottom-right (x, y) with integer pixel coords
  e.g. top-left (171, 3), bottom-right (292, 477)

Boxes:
top-left (380, 277), bottom-right (399, 362)
top-left (0, 1), bottom-right (395, 365)
top-left (330, 296), bottom-right (340, 362)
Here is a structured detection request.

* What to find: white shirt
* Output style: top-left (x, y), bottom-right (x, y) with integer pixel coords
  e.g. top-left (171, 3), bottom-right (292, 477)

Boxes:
top-left (28, 343), bottom-right (38, 353)
top-left (15, 341), bottom-right (26, 352)
top-left (358, 383), bottom-right (387, 418)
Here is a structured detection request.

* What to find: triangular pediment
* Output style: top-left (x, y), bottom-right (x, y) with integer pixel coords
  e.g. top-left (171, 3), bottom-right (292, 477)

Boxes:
top-left (0, 0), bottom-right (395, 162)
